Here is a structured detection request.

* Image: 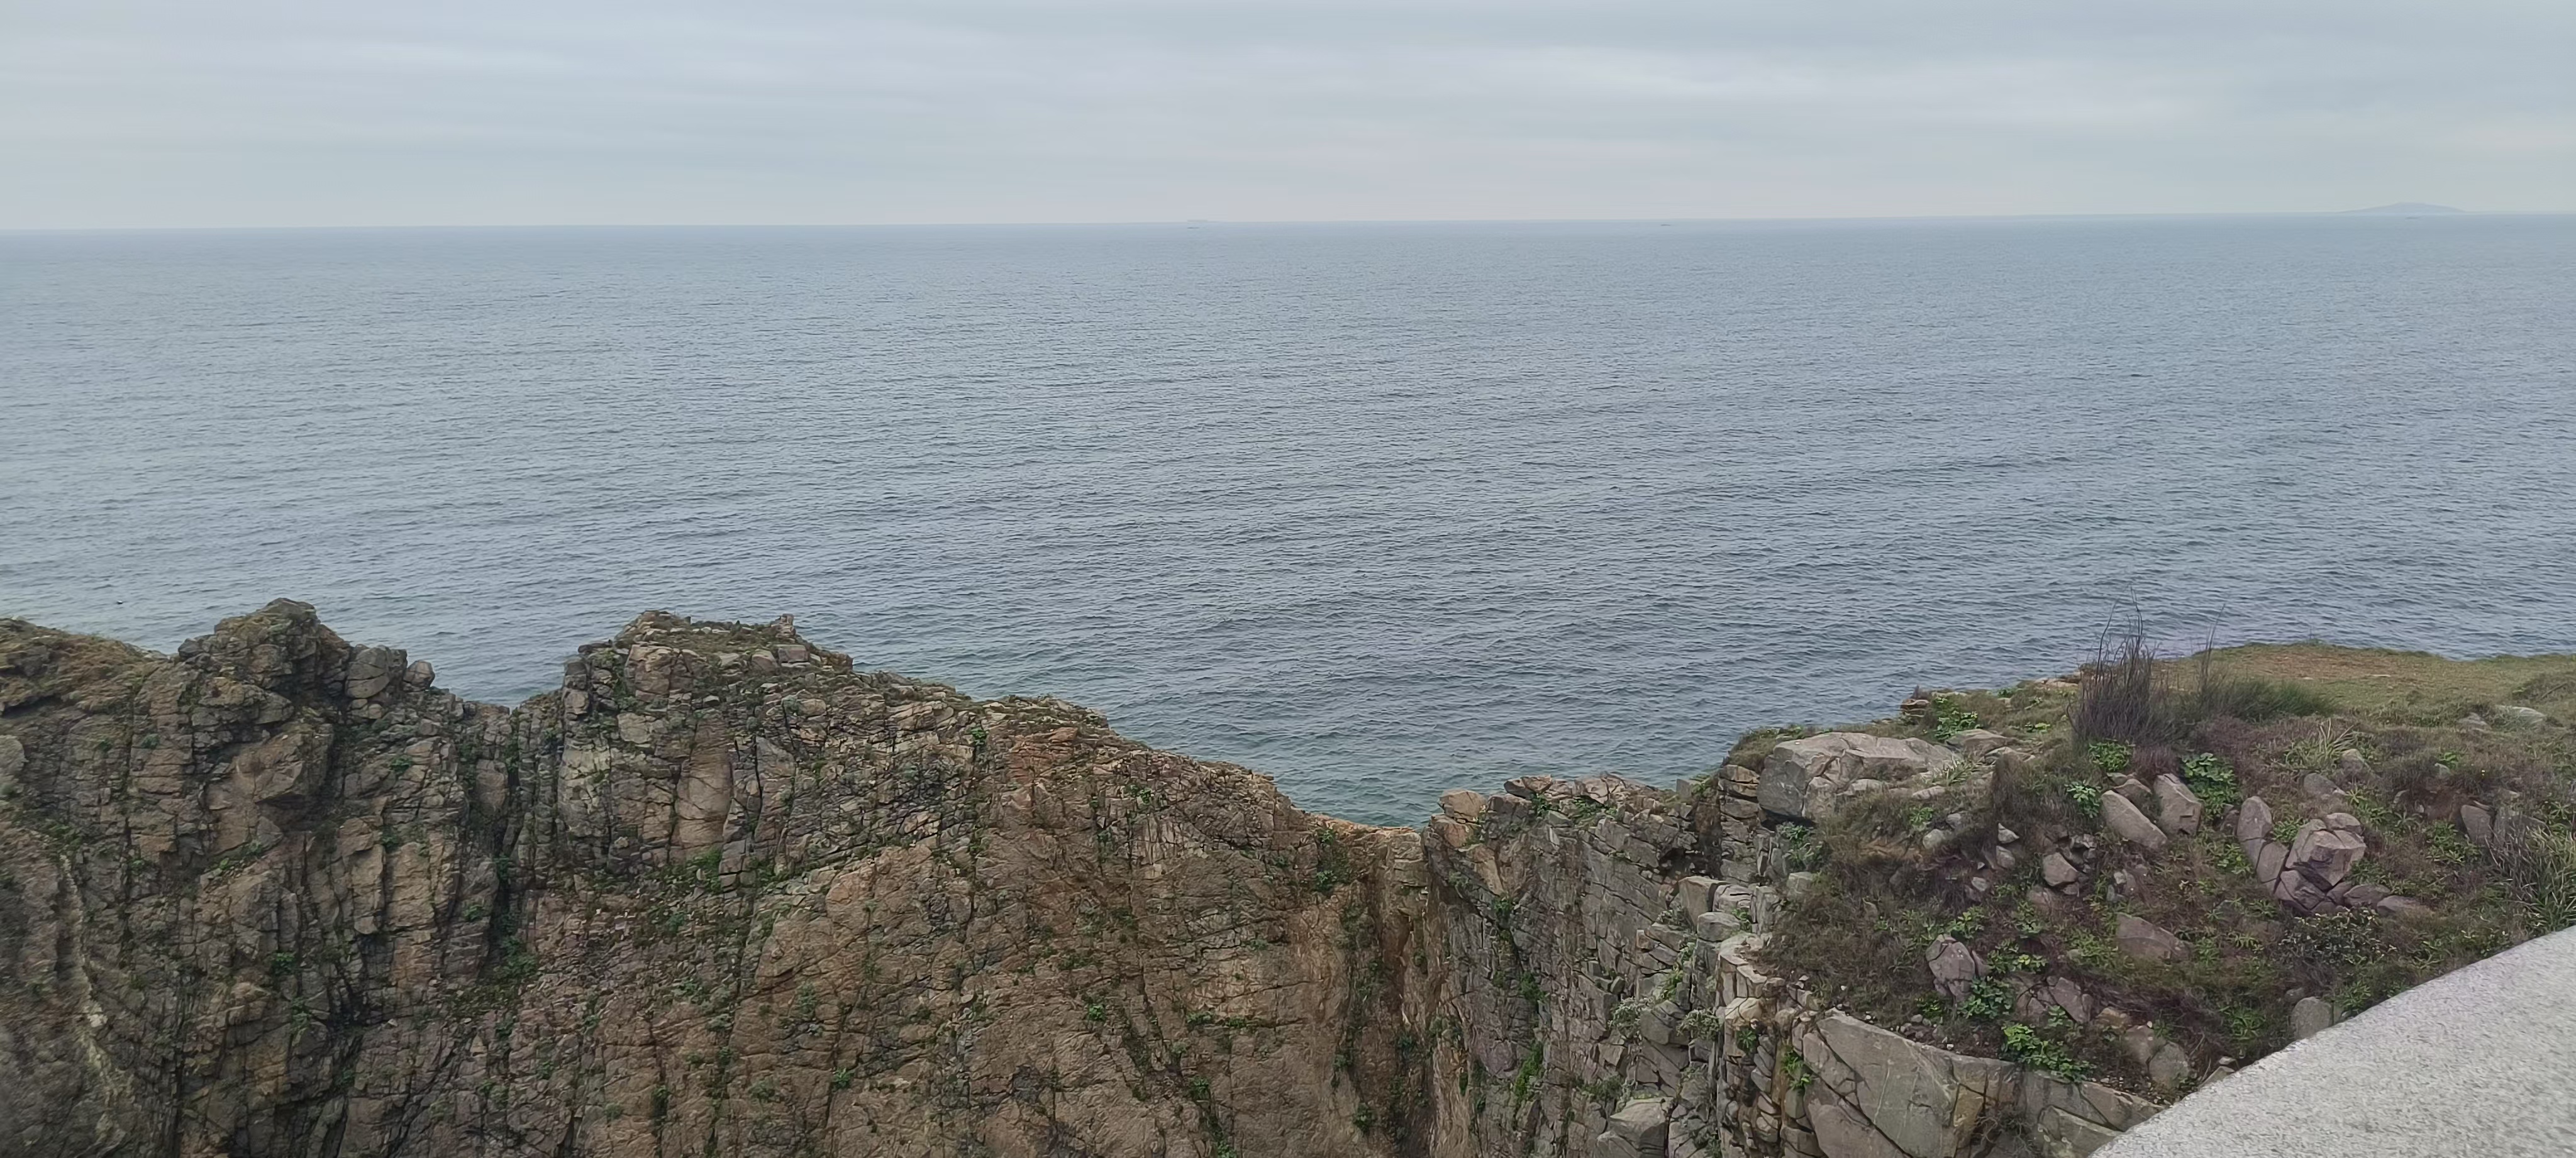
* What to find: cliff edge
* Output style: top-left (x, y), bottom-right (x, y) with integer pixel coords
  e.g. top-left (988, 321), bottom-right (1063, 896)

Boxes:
top-left (2, 604), bottom-right (2569, 1158)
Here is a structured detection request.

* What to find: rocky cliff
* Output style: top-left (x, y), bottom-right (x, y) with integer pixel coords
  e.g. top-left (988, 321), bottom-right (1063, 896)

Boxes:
top-left (3, 605), bottom-right (2568, 1158)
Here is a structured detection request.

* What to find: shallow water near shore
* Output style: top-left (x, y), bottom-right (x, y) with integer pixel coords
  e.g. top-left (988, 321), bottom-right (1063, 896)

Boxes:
top-left (6, 214), bottom-right (2575, 824)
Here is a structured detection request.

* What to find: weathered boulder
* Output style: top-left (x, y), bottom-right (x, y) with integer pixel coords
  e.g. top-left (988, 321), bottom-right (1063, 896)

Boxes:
top-left (2288, 823), bottom-right (2367, 887)
top-left (1598, 1097), bottom-right (1671, 1157)
top-left (2253, 842), bottom-right (2289, 885)
top-left (1927, 935), bottom-right (1985, 1002)
top-left (2116, 914), bottom-right (2187, 962)
top-left (1759, 733), bottom-right (1963, 821)
top-left (2146, 1042), bottom-right (2192, 1092)
top-left (2101, 791), bottom-right (2169, 852)
top-left (2289, 996), bottom-right (2335, 1041)
top-left (1816, 1012), bottom-right (2015, 1158)
top-left (2460, 803), bottom-right (2493, 848)
top-left (2236, 795), bottom-right (2273, 853)
top-left (1949, 728), bottom-right (2015, 761)
top-left (2043, 852), bottom-right (2082, 888)
top-left (2151, 775), bottom-right (2202, 836)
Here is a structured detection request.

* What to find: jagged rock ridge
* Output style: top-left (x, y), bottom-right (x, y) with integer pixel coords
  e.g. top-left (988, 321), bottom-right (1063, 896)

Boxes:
top-left (0, 604), bottom-right (2179, 1157)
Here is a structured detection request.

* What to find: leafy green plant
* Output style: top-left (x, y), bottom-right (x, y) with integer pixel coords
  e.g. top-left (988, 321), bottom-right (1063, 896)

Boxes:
top-left (1781, 1048), bottom-right (1815, 1090)
top-left (2001, 1023), bottom-right (2090, 1080)
top-left (1962, 978), bottom-right (2012, 1021)
top-left (2087, 741), bottom-right (2134, 773)
top-left (1933, 702), bottom-right (1982, 742)
top-left (2066, 782), bottom-right (2104, 819)
top-left (2182, 753), bottom-right (2241, 807)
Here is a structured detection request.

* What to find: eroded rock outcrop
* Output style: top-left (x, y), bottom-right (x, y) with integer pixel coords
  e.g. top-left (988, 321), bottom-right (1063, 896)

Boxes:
top-left (0, 605), bottom-right (2163, 1157)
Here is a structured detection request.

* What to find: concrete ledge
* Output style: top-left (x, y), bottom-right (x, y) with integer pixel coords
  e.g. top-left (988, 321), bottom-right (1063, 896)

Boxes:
top-left (2103, 925), bottom-right (2576, 1157)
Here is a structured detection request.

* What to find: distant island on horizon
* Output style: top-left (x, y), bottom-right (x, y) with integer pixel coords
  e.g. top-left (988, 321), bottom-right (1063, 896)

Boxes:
top-left (2341, 202), bottom-right (2467, 215)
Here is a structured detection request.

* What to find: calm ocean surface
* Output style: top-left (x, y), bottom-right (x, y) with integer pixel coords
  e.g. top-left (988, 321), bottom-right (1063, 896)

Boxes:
top-left (5, 216), bottom-right (2574, 823)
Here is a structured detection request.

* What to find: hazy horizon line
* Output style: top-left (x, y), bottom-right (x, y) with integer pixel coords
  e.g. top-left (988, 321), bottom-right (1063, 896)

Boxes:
top-left (11, 205), bottom-right (2571, 236)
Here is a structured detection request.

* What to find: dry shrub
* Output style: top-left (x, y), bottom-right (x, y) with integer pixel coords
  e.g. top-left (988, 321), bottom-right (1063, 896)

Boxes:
top-left (2075, 622), bottom-right (2168, 746)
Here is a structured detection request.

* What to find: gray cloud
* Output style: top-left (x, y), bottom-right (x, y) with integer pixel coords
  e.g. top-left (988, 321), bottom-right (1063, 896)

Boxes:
top-left (3, 0), bottom-right (2568, 226)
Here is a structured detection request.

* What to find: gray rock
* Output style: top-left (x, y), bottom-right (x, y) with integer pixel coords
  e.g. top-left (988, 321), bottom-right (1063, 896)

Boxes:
top-left (402, 659), bottom-right (435, 688)
top-left (2121, 1024), bottom-right (2161, 1067)
top-left (1808, 1094), bottom-right (1910, 1158)
top-left (1760, 732), bottom-right (1963, 821)
top-left (2254, 841), bottom-right (2289, 885)
top-left (2148, 1042), bottom-right (2192, 1091)
top-left (2344, 883), bottom-right (2390, 908)
top-left (2494, 704), bottom-right (2547, 727)
top-left (2376, 895), bottom-right (2433, 918)
top-left (2460, 803), bottom-right (2494, 849)
top-left (1927, 935), bottom-right (1985, 1001)
top-left (2101, 791), bottom-right (2169, 852)
top-left (343, 645), bottom-right (406, 700)
top-left (1695, 909), bottom-right (1746, 940)
top-left (2046, 975), bottom-right (2097, 1025)
top-left (2153, 775), bottom-right (2203, 836)
top-left (2290, 995), bottom-right (2334, 1041)
top-left (1996, 824), bottom-right (2021, 844)
top-left (1784, 871), bottom-right (1822, 904)
top-left (1599, 1096), bottom-right (1672, 1157)
top-left (2116, 914), bottom-right (2187, 962)
top-left (2272, 871), bottom-right (2334, 914)
top-left (0, 735), bottom-right (21, 796)
top-left (2289, 825), bottom-right (2367, 886)
top-left (2111, 777), bottom-right (2154, 808)
top-left (2236, 795), bottom-right (2274, 850)
top-left (1987, 845), bottom-right (2021, 873)
top-left (1950, 727), bottom-right (2015, 761)
top-left (1818, 1013), bottom-right (1992, 1158)
top-left (2044, 852), bottom-right (2081, 887)
top-left (2337, 749), bottom-right (2371, 776)
top-left (2323, 812), bottom-right (2363, 832)
top-left (1679, 874), bottom-right (1721, 917)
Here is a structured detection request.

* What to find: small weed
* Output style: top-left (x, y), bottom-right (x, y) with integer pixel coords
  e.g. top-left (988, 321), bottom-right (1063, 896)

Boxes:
top-left (1781, 1048), bottom-right (1816, 1089)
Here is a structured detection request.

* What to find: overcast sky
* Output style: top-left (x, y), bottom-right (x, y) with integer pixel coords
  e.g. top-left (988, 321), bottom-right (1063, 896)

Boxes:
top-left (4, 0), bottom-right (2570, 228)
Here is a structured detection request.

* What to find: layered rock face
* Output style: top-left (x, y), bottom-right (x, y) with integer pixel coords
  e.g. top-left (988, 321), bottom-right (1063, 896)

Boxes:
top-left (0, 605), bottom-right (2152, 1157)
